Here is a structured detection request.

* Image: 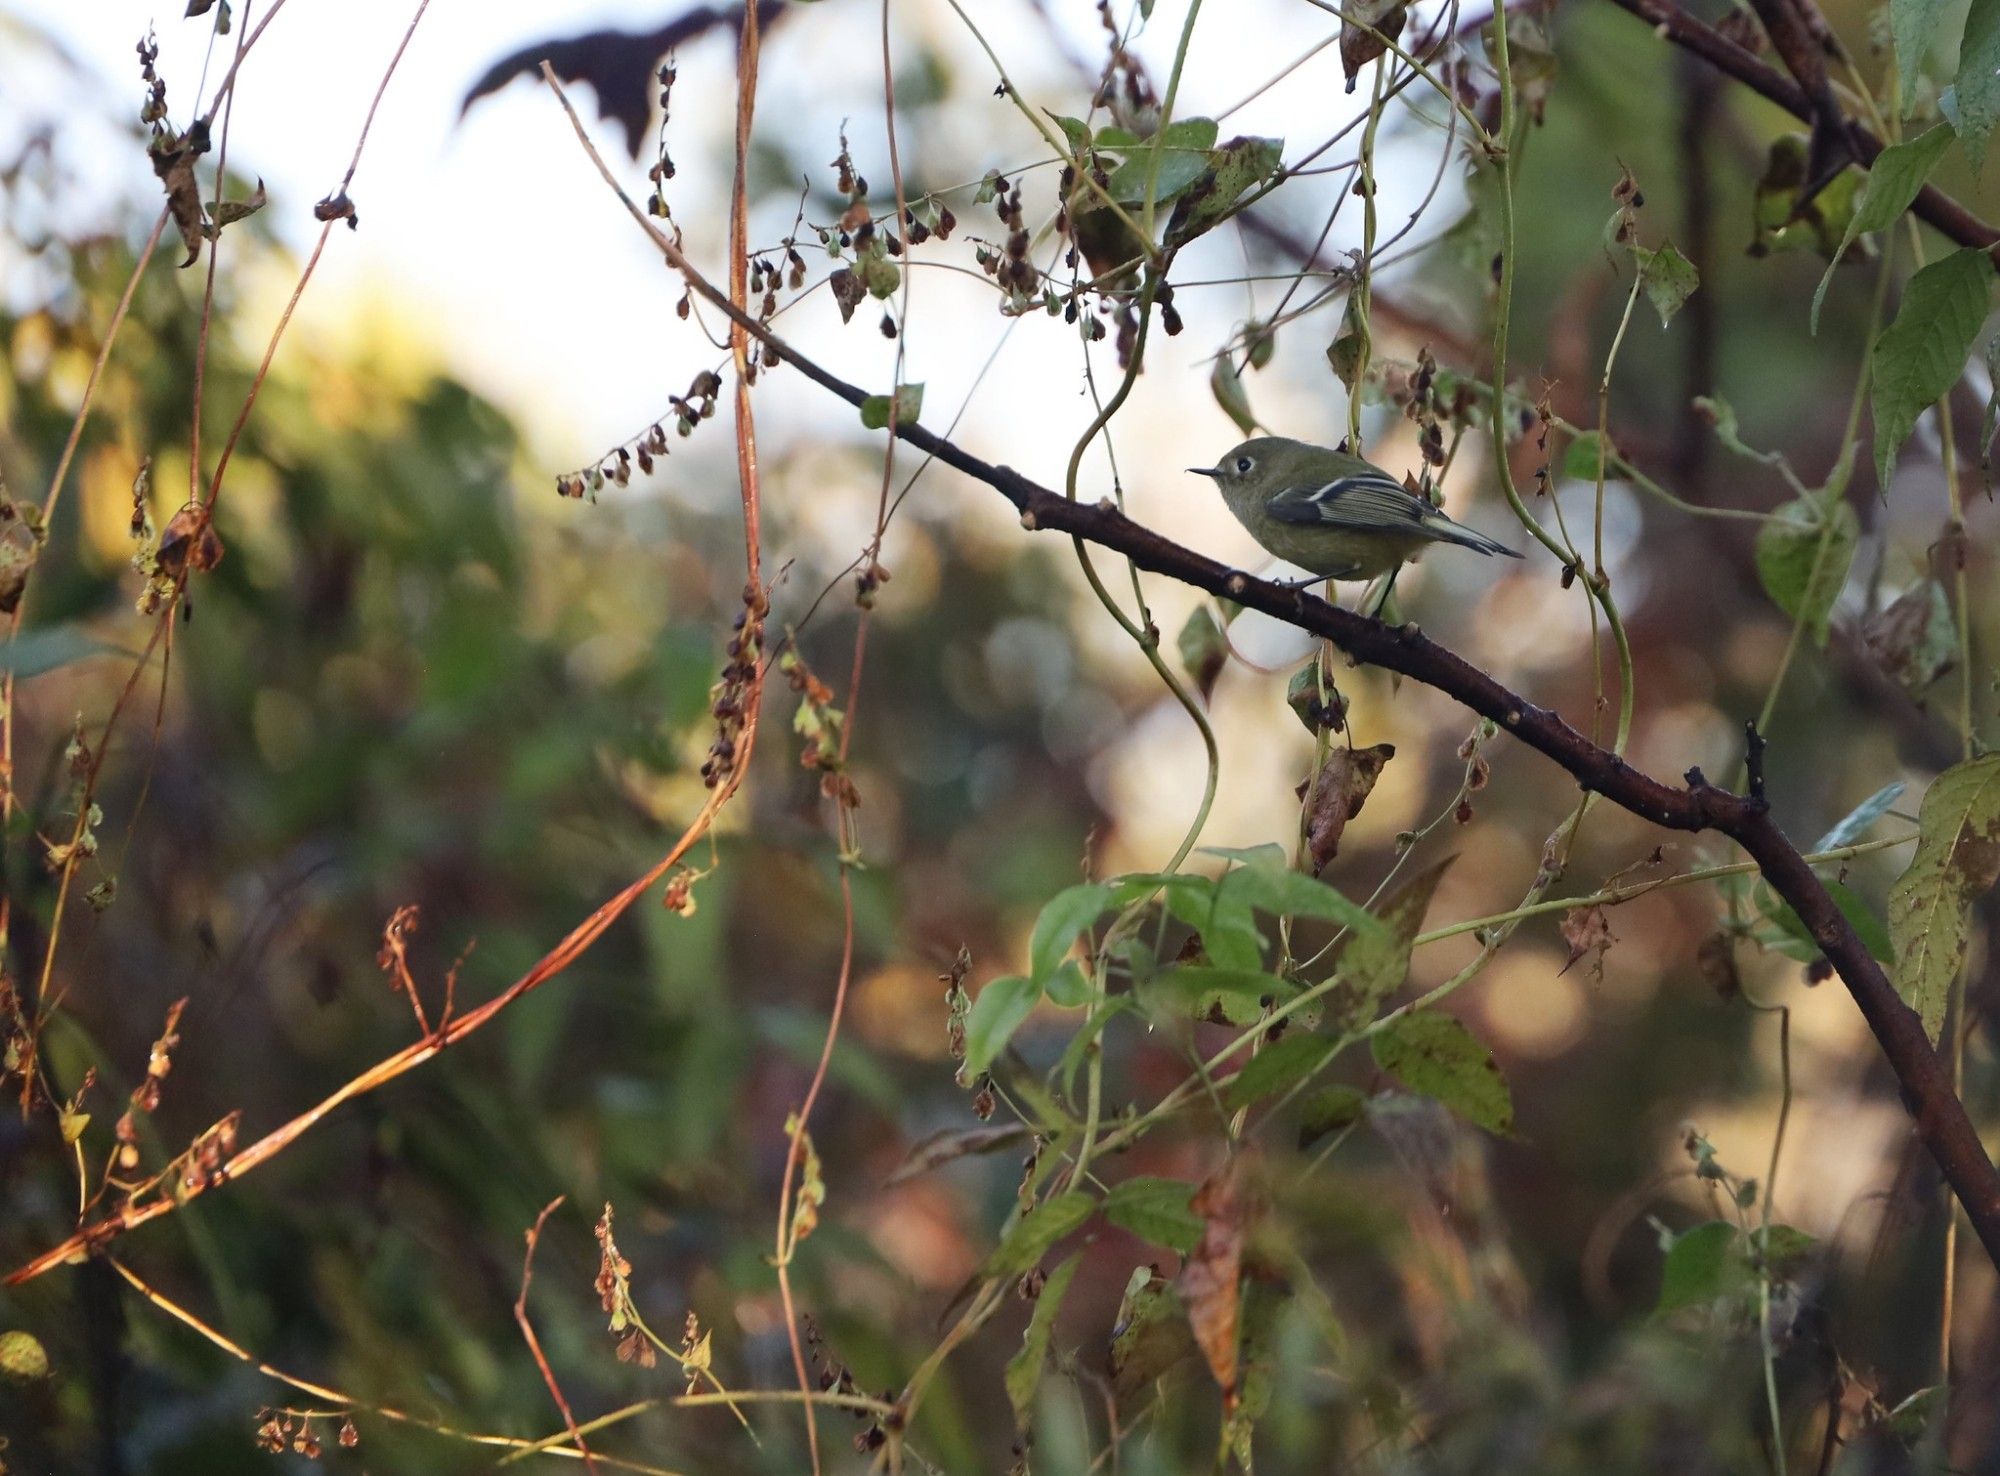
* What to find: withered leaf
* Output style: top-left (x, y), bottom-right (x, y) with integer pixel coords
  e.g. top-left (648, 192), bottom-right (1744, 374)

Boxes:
top-left (1559, 904), bottom-right (1613, 979)
top-left (150, 129), bottom-right (210, 267)
top-left (204, 177), bottom-right (267, 237)
top-left (829, 268), bottom-right (866, 324)
top-left (1862, 580), bottom-right (1957, 696)
top-left (1178, 1158), bottom-right (1249, 1408)
top-left (883, 1123), bottom-right (1031, 1186)
top-left (1300, 742), bottom-right (1394, 872)
top-left (1696, 931), bottom-right (1741, 1000)
top-left (156, 505), bottom-right (224, 581)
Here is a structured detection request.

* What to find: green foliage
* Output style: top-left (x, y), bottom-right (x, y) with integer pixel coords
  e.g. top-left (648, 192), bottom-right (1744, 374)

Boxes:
top-left (1632, 241), bottom-right (1698, 328)
top-left (1754, 484), bottom-right (1857, 646)
top-left (1100, 1176), bottom-right (1203, 1251)
top-left (860, 382), bottom-right (923, 429)
top-left (1655, 1221), bottom-right (1752, 1313)
top-left (1369, 1012), bottom-right (1513, 1135)
top-left (1813, 124), bottom-right (1955, 330)
top-left (1889, 754), bottom-right (2000, 1038)
top-left (1005, 1251), bottom-right (1080, 1428)
top-left (1871, 247), bottom-right (1994, 483)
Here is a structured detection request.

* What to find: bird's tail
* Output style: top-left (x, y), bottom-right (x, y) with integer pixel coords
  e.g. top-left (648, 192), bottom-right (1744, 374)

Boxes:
top-left (1422, 511), bottom-right (1525, 560)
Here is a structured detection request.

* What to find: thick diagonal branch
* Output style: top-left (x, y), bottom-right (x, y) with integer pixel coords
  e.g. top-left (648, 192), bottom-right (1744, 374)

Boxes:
top-left (544, 76), bottom-right (2000, 1271)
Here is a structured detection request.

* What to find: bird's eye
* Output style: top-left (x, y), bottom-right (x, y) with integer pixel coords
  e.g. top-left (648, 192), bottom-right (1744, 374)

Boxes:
top-left (1235, 456), bottom-right (1255, 474)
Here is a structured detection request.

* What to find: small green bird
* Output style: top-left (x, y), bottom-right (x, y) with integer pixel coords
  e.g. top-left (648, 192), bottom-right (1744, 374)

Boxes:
top-left (1189, 436), bottom-right (1523, 587)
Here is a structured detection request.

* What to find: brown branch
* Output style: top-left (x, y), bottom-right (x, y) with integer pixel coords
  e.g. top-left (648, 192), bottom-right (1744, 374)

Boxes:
top-left (1601, 0), bottom-right (2000, 255)
top-left (517, 1198), bottom-right (600, 1476)
top-left (538, 92), bottom-right (2000, 1273)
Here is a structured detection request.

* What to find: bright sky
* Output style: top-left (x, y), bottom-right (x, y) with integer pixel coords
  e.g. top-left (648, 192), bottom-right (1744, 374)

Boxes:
top-left (14, 1), bottom-right (1415, 479)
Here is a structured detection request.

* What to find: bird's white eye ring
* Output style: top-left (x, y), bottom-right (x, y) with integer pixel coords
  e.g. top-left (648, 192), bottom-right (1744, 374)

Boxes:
top-left (1235, 456), bottom-right (1254, 473)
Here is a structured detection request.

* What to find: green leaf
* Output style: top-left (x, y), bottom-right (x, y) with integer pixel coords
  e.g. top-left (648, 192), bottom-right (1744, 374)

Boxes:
top-left (1043, 959), bottom-right (1091, 1008)
top-left (1145, 965), bottom-right (1294, 1024)
top-left (1210, 355), bottom-right (1257, 435)
top-left (1101, 1176), bottom-right (1203, 1252)
top-left (860, 383), bottom-right (924, 430)
top-left (1297, 1085), bottom-right (1367, 1147)
top-left (1006, 1251), bottom-right (1081, 1428)
top-left (1177, 604), bottom-right (1229, 701)
top-left (1030, 883), bottom-right (1113, 984)
top-left (986, 1192), bottom-right (1096, 1277)
top-left (1871, 248), bottom-right (1994, 483)
top-left (1754, 487), bottom-right (1857, 646)
top-left (963, 974), bottom-right (1040, 1076)
top-left (1656, 1220), bottom-right (1752, 1312)
top-left (1815, 780), bottom-right (1908, 851)
top-left (0, 1330), bottom-right (50, 1381)
top-left (1218, 860), bottom-right (1379, 934)
top-left (1336, 857), bottom-right (1454, 1022)
top-left (1632, 241), bottom-right (1699, 328)
top-left (1751, 1222), bottom-right (1818, 1276)
top-left (0, 626), bottom-right (127, 679)
top-left (1369, 1011), bottom-right (1513, 1135)
top-left (1888, 753), bottom-right (2000, 1039)
top-left (1894, 0), bottom-right (1953, 109)
top-left (1046, 112), bottom-right (1091, 155)
top-left (1223, 1031), bottom-right (1339, 1110)
top-left (1106, 148), bottom-right (1213, 206)
top-left (1957, 0), bottom-right (2000, 165)
top-left (1760, 879), bottom-right (1894, 962)
top-left (1562, 429), bottom-right (1614, 484)
top-left (1167, 134), bottom-right (1284, 247)
top-left (1159, 117), bottom-right (1221, 151)
top-left (1813, 124), bottom-right (1956, 331)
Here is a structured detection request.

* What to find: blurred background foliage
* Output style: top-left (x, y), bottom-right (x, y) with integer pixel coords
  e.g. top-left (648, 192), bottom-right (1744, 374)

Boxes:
top-left (1, 0), bottom-right (1998, 1471)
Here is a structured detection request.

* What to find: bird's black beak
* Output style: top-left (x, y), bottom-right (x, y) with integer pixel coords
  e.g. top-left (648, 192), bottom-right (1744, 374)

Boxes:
top-left (1186, 466), bottom-right (1221, 478)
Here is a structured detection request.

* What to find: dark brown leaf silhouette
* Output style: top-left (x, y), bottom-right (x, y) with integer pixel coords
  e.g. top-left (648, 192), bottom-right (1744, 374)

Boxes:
top-left (459, 2), bottom-right (789, 160)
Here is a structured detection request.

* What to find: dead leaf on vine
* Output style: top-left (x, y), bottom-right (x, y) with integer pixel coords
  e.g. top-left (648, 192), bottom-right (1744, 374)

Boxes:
top-left (156, 506), bottom-right (224, 580)
top-left (1559, 905), bottom-right (1613, 979)
top-left (1178, 1158), bottom-right (1250, 1408)
top-left (1299, 742), bottom-right (1394, 871)
top-left (150, 130), bottom-right (209, 267)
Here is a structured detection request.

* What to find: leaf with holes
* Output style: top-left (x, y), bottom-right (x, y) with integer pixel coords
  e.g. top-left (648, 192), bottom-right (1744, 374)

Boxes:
top-left (1888, 753), bottom-right (2000, 1039)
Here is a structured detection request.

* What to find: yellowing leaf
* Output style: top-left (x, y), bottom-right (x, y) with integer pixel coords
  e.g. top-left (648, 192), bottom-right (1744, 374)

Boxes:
top-left (1887, 753), bottom-right (2000, 1039)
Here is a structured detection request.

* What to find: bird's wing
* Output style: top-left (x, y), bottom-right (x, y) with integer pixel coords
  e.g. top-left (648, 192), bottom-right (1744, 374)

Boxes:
top-left (1264, 471), bottom-right (1434, 530)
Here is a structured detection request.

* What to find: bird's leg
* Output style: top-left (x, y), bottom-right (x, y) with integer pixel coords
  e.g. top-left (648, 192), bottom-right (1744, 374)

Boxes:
top-left (1366, 567), bottom-right (1401, 619)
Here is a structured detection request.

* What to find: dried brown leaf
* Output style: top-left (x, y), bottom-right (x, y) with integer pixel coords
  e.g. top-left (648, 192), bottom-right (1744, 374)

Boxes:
top-left (1178, 1158), bottom-right (1249, 1408)
top-left (1300, 742), bottom-right (1395, 871)
top-left (1559, 904), bottom-right (1614, 979)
